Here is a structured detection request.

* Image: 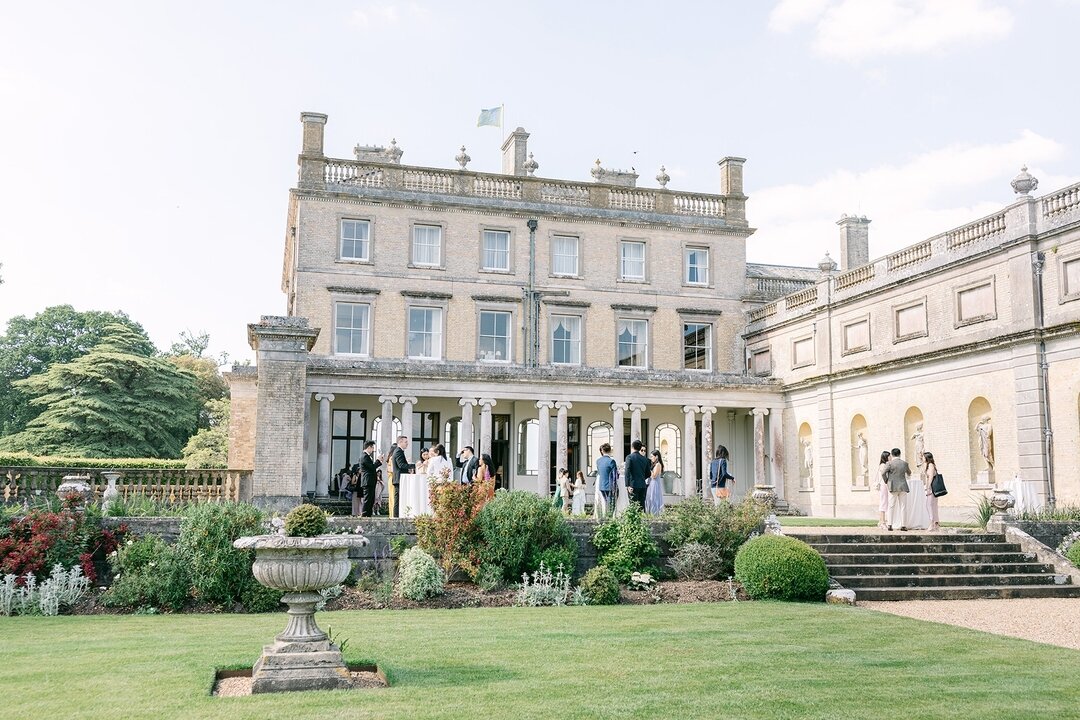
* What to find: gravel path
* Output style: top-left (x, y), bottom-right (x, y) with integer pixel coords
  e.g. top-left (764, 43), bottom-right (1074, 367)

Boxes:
top-left (860, 598), bottom-right (1080, 650)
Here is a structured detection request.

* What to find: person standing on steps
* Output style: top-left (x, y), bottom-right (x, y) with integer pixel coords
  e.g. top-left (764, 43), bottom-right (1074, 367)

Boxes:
top-left (883, 447), bottom-right (912, 531)
top-left (876, 450), bottom-right (891, 530)
top-left (624, 439), bottom-right (650, 512)
top-left (923, 451), bottom-right (941, 532)
top-left (390, 435), bottom-right (414, 517)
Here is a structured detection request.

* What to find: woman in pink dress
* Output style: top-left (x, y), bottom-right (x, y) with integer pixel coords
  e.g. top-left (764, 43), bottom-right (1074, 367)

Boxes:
top-left (876, 450), bottom-right (891, 530)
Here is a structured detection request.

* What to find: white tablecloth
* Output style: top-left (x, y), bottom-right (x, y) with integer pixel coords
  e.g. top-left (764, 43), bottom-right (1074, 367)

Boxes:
top-left (903, 479), bottom-right (931, 530)
top-left (398, 474), bottom-right (432, 518)
top-left (1006, 478), bottom-right (1042, 514)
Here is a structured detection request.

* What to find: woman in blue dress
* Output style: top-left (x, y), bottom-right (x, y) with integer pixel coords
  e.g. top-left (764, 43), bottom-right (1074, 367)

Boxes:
top-left (645, 450), bottom-right (665, 515)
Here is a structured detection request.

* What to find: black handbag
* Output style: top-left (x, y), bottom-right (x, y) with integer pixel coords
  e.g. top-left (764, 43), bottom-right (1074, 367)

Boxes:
top-left (931, 473), bottom-right (947, 497)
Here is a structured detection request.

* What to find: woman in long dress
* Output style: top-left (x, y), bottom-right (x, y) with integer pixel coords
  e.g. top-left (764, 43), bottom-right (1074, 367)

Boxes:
top-left (572, 471), bottom-right (586, 515)
top-left (552, 468), bottom-right (568, 511)
top-left (645, 450), bottom-right (665, 515)
top-left (876, 450), bottom-right (890, 531)
top-left (560, 469), bottom-right (573, 516)
top-left (613, 460), bottom-right (630, 517)
top-left (923, 451), bottom-right (941, 531)
top-left (426, 443), bottom-right (453, 481)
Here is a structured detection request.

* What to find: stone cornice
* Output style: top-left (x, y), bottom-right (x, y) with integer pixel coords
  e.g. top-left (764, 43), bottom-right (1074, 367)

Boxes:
top-left (471, 294), bottom-right (521, 303)
top-left (542, 299), bottom-right (591, 308)
top-left (327, 285), bottom-right (381, 295)
top-left (611, 303), bottom-right (658, 312)
top-left (400, 290), bottom-right (453, 300)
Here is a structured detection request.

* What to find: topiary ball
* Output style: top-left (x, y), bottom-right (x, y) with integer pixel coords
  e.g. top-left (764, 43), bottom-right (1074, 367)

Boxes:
top-left (734, 534), bottom-right (829, 601)
top-left (284, 504), bottom-right (329, 538)
top-left (579, 565), bottom-right (620, 605)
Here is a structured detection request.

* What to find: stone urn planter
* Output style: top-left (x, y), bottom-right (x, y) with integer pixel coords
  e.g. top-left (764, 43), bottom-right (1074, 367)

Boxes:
top-left (56, 474), bottom-right (92, 507)
top-left (752, 484), bottom-right (778, 508)
top-left (100, 471), bottom-right (122, 511)
top-left (233, 533), bottom-right (368, 693)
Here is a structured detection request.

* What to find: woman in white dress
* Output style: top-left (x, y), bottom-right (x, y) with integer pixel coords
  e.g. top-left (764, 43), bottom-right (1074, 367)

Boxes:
top-left (876, 450), bottom-right (890, 531)
top-left (572, 471), bottom-right (586, 515)
top-left (425, 444), bottom-right (453, 481)
top-left (613, 458), bottom-right (630, 517)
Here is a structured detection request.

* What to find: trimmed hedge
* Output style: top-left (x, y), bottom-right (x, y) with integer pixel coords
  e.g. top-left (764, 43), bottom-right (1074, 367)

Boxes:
top-left (0, 453), bottom-right (188, 469)
top-left (579, 565), bottom-right (620, 605)
top-left (734, 534), bottom-right (829, 602)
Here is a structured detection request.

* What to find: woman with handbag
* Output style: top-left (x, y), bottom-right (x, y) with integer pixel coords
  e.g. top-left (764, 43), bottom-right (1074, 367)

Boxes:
top-left (924, 451), bottom-right (941, 531)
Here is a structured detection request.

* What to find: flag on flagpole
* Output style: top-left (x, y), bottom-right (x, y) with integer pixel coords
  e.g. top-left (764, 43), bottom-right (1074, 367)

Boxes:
top-left (477, 106), bottom-right (503, 128)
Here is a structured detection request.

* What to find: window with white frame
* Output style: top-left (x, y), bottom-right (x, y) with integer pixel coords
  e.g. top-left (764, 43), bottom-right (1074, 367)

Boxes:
top-left (481, 230), bottom-right (510, 271)
top-left (407, 306), bottom-right (442, 359)
top-left (552, 235), bottom-right (579, 276)
top-left (619, 240), bottom-right (646, 280)
top-left (617, 318), bottom-right (648, 367)
top-left (340, 219), bottom-right (370, 261)
top-left (684, 247), bottom-right (709, 285)
top-left (551, 314), bottom-right (582, 365)
top-left (334, 302), bottom-right (370, 355)
top-left (412, 225), bottom-right (442, 266)
top-left (478, 310), bottom-right (511, 362)
top-left (683, 322), bottom-right (712, 370)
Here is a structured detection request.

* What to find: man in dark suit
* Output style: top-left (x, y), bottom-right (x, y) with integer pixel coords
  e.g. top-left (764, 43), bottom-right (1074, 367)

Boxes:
top-left (359, 440), bottom-right (383, 517)
top-left (391, 435), bottom-right (414, 517)
top-left (457, 445), bottom-right (477, 484)
top-left (624, 439), bottom-right (650, 512)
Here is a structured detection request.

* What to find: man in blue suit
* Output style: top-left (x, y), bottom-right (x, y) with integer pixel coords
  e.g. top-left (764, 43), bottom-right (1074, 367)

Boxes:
top-left (595, 443), bottom-right (617, 517)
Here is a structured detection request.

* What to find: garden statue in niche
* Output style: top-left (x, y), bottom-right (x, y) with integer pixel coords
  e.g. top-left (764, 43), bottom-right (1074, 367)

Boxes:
top-left (855, 432), bottom-right (868, 477)
top-left (911, 423), bottom-right (925, 468)
top-left (975, 416), bottom-right (994, 469)
top-left (233, 504), bottom-right (368, 693)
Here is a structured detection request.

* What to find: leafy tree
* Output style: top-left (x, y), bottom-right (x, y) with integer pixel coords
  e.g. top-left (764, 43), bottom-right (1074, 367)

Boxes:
top-left (169, 354), bottom-right (227, 429)
top-left (0, 305), bottom-right (153, 435)
top-left (182, 398), bottom-right (229, 468)
top-left (0, 324), bottom-right (199, 458)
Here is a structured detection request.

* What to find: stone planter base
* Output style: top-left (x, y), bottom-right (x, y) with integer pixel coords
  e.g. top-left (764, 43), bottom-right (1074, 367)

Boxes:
top-left (251, 639), bottom-right (352, 693)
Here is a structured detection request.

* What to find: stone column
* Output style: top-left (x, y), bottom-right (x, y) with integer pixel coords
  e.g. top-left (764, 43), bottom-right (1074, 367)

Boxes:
top-left (537, 401), bottom-right (554, 495)
top-left (770, 416), bottom-right (785, 502)
top-left (314, 393), bottom-right (335, 498)
top-left (458, 398), bottom-right (477, 452)
top-left (682, 405), bottom-right (699, 497)
top-left (629, 403), bottom-right (646, 444)
top-left (400, 396), bottom-right (417, 447)
top-left (378, 395), bottom-right (397, 455)
top-left (751, 408), bottom-right (770, 488)
top-left (248, 316), bottom-right (319, 512)
top-left (555, 401), bottom-right (572, 476)
top-left (611, 403), bottom-right (628, 457)
top-left (479, 399), bottom-right (497, 457)
top-left (700, 406), bottom-right (716, 501)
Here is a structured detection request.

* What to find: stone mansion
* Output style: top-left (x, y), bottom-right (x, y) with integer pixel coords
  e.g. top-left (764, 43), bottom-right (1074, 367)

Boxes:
top-left (226, 112), bottom-right (1080, 519)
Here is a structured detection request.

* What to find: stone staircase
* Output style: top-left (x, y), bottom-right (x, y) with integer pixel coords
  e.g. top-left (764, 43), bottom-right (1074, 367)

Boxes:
top-left (793, 532), bottom-right (1080, 601)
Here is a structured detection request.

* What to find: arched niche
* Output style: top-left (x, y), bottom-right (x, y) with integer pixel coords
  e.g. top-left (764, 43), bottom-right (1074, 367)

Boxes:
top-left (587, 421), bottom-right (614, 473)
top-left (371, 417), bottom-right (402, 454)
top-left (904, 407), bottom-right (925, 471)
top-left (968, 397), bottom-right (994, 485)
top-left (850, 414), bottom-right (869, 488)
top-left (798, 422), bottom-right (813, 490)
top-left (653, 423), bottom-right (681, 476)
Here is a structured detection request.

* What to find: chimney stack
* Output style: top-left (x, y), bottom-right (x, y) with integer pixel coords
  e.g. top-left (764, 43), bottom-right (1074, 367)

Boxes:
top-left (837, 214), bottom-right (871, 270)
top-left (718, 157), bottom-right (747, 224)
top-left (502, 127), bottom-right (530, 176)
top-left (300, 112), bottom-right (328, 156)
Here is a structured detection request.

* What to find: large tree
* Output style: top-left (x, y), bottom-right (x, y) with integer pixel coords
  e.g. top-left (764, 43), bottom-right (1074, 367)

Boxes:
top-left (0, 324), bottom-right (200, 458)
top-left (0, 305), bottom-right (154, 435)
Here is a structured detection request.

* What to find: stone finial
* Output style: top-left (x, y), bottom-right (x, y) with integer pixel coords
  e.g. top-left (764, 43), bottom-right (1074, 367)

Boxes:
top-left (656, 165), bottom-right (670, 189)
top-left (524, 152), bottom-right (539, 176)
top-left (818, 251), bottom-right (838, 273)
top-left (455, 145), bottom-right (471, 170)
top-left (590, 159), bottom-right (605, 182)
top-left (1010, 165), bottom-right (1039, 196)
top-left (386, 139), bottom-right (403, 164)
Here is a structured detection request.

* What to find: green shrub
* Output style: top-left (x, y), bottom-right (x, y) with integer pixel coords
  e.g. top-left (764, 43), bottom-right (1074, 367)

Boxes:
top-left (734, 534), bottom-right (829, 602)
top-left (397, 546), bottom-right (445, 601)
top-left (663, 497), bottom-right (769, 576)
top-left (103, 536), bottom-right (191, 611)
top-left (475, 489), bottom-right (578, 583)
top-left (579, 565), bottom-right (620, 605)
top-left (239, 581), bottom-right (284, 613)
top-left (476, 563), bottom-right (504, 592)
top-left (1016, 505), bottom-right (1080, 522)
top-left (175, 502), bottom-right (265, 607)
top-left (389, 535), bottom-right (414, 557)
top-left (592, 505), bottom-right (659, 583)
top-left (513, 562), bottom-right (581, 606)
top-left (1066, 541), bottom-right (1080, 567)
top-left (668, 542), bottom-right (724, 580)
top-left (970, 495), bottom-right (995, 529)
top-left (284, 504), bottom-right (328, 537)
top-left (0, 454), bottom-right (186, 469)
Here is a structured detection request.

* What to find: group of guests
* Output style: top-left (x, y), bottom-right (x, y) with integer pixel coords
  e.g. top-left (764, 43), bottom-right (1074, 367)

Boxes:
top-left (338, 436), bottom-right (497, 517)
top-left (877, 447), bottom-right (941, 531)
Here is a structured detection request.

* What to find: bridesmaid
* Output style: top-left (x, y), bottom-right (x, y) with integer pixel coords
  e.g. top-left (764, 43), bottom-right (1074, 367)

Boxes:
top-left (645, 450), bottom-right (665, 515)
top-left (923, 451), bottom-right (941, 531)
top-left (877, 450), bottom-right (891, 531)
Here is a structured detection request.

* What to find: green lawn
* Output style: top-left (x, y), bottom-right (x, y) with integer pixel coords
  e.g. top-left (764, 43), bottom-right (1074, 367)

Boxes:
top-left (1, 603), bottom-right (1075, 720)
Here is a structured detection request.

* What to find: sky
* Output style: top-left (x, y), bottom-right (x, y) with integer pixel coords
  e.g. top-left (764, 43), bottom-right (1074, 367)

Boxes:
top-left (1, 0), bottom-right (1078, 365)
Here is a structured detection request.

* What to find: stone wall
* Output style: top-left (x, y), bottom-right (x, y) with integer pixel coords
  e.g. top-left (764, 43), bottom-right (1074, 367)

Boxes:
top-left (1000, 519), bottom-right (1080, 551)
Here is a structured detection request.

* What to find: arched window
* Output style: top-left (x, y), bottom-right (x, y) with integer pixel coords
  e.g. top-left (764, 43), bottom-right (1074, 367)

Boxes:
top-left (586, 421), bottom-right (614, 473)
top-left (371, 417), bottom-right (402, 452)
top-left (444, 417), bottom-right (462, 455)
top-left (517, 419), bottom-right (539, 475)
top-left (653, 423), bottom-right (680, 474)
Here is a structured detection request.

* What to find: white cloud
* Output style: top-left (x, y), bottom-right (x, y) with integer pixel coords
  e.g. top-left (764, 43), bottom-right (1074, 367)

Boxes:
top-left (748, 131), bottom-right (1075, 267)
top-left (769, 0), bottom-right (1013, 62)
top-left (351, 2), bottom-right (429, 30)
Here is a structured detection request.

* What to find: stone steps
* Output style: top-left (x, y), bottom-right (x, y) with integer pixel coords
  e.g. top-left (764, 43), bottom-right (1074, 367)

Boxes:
top-left (794, 531), bottom-right (1080, 601)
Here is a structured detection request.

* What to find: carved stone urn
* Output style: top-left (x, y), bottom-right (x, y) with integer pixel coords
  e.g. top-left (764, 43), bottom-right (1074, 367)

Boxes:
top-left (100, 471), bottom-right (121, 511)
top-left (752, 484), bottom-right (778, 508)
top-left (990, 487), bottom-right (1016, 516)
top-left (233, 534), bottom-right (368, 693)
top-left (56, 474), bottom-right (92, 507)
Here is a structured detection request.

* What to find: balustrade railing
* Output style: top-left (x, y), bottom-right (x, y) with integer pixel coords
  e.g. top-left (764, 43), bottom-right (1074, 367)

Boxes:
top-left (785, 286), bottom-right (818, 310)
top-left (321, 158), bottom-right (732, 219)
top-left (887, 240), bottom-right (932, 271)
top-left (835, 264), bottom-right (875, 291)
top-left (1042, 182), bottom-right (1080, 219)
top-left (1, 467), bottom-right (246, 506)
top-left (752, 277), bottom-right (815, 296)
top-left (747, 303), bottom-right (778, 323)
top-left (946, 212), bottom-right (1006, 249)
